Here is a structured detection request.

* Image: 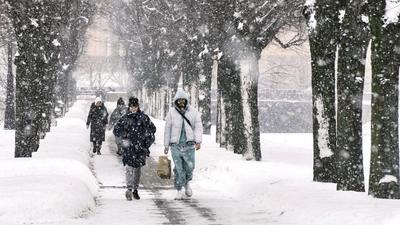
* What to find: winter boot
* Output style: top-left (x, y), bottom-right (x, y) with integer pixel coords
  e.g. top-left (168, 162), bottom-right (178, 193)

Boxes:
top-left (184, 182), bottom-right (192, 197)
top-left (133, 189), bottom-right (140, 200)
top-left (125, 189), bottom-right (133, 201)
top-left (174, 189), bottom-right (186, 200)
top-left (116, 145), bottom-right (122, 156)
top-left (97, 150), bottom-right (101, 155)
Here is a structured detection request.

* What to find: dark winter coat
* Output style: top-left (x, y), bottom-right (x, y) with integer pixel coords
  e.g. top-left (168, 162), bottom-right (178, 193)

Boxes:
top-left (109, 105), bottom-right (128, 127)
top-left (113, 110), bottom-right (156, 168)
top-left (86, 102), bottom-right (109, 142)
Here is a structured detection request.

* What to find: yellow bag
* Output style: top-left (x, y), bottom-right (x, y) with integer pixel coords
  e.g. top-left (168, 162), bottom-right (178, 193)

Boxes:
top-left (157, 156), bottom-right (171, 179)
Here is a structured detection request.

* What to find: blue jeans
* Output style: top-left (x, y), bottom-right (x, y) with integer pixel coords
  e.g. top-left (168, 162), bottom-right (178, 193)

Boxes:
top-left (171, 144), bottom-right (195, 190)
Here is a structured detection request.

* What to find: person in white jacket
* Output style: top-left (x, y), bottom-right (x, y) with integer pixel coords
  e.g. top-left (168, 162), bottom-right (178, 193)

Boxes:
top-left (164, 88), bottom-right (203, 199)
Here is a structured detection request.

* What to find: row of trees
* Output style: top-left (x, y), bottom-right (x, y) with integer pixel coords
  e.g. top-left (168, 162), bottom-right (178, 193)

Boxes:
top-left (0, 0), bottom-right (95, 157)
top-left (3, 0), bottom-right (398, 200)
top-left (306, 0), bottom-right (400, 199)
top-left (100, 0), bottom-right (306, 161)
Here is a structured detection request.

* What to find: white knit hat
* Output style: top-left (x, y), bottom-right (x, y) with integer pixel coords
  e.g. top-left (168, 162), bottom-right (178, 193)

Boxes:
top-left (95, 97), bottom-right (102, 103)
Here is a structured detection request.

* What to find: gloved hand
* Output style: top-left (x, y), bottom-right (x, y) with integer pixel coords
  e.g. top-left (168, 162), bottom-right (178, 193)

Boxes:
top-left (164, 146), bottom-right (169, 155)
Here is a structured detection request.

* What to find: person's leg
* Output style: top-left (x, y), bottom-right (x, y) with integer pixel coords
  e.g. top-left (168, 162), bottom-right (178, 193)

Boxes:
top-left (181, 146), bottom-right (196, 182)
top-left (171, 147), bottom-right (185, 190)
top-left (171, 146), bottom-right (187, 200)
top-left (126, 166), bottom-right (135, 189)
top-left (92, 141), bottom-right (96, 153)
top-left (97, 141), bottom-right (102, 154)
top-left (125, 166), bottom-right (134, 200)
top-left (116, 137), bottom-right (122, 155)
top-left (181, 146), bottom-right (195, 197)
top-left (132, 167), bottom-right (141, 199)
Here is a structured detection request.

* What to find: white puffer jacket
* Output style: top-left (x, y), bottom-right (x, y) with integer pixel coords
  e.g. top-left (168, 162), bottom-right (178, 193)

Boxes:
top-left (164, 89), bottom-right (203, 147)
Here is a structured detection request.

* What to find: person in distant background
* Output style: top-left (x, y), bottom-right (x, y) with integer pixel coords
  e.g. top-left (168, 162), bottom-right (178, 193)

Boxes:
top-left (109, 97), bottom-right (128, 155)
top-left (164, 88), bottom-right (203, 200)
top-left (113, 97), bottom-right (156, 201)
top-left (86, 97), bottom-right (109, 155)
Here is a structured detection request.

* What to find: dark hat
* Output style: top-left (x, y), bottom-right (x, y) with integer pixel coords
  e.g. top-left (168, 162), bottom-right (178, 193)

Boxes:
top-left (117, 97), bottom-right (125, 106)
top-left (128, 97), bottom-right (139, 107)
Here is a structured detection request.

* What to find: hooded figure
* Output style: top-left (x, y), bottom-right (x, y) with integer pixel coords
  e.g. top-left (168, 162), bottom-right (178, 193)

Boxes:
top-left (109, 97), bottom-right (128, 155)
top-left (86, 97), bottom-right (109, 155)
top-left (113, 96), bottom-right (156, 200)
top-left (163, 88), bottom-right (203, 200)
top-left (110, 97), bottom-right (128, 127)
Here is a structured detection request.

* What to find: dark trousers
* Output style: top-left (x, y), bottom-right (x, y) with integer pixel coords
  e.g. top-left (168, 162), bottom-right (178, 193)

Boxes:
top-left (93, 141), bottom-right (102, 153)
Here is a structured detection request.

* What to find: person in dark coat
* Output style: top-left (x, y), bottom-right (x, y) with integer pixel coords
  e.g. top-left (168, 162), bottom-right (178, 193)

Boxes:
top-left (113, 97), bottom-right (156, 200)
top-left (109, 97), bottom-right (128, 155)
top-left (86, 97), bottom-right (109, 155)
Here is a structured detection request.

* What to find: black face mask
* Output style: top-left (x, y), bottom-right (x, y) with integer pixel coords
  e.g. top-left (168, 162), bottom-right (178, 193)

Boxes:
top-left (175, 99), bottom-right (187, 109)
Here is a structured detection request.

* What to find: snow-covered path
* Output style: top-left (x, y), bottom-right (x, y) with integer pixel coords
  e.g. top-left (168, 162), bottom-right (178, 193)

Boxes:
top-left (63, 101), bottom-right (224, 225)
top-left (77, 135), bottom-right (273, 225)
top-left (66, 133), bottom-right (168, 225)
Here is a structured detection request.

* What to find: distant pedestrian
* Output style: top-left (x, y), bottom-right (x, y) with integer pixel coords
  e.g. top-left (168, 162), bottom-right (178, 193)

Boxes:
top-left (164, 88), bottom-right (203, 200)
top-left (86, 97), bottom-right (109, 155)
top-left (109, 97), bottom-right (128, 155)
top-left (113, 97), bottom-right (156, 201)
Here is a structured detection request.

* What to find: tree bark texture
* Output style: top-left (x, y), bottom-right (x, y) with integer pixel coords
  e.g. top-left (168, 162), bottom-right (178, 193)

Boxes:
top-left (368, 0), bottom-right (400, 199)
top-left (4, 41), bottom-right (15, 130)
top-left (336, 0), bottom-right (369, 192)
top-left (304, 0), bottom-right (340, 183)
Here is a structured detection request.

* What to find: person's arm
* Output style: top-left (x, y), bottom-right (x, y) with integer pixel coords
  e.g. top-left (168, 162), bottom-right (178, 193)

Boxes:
top-left (163, 110), bottom-right (172, 154)
top-left (113, 115), bottom-right (124, 138)
top-left (109, 109), bottom-right (116, 126)
top-left (144, 115), bottom-right (156, 148)
top-left (86, 105), bottom-right (93, 128)
top-left (103, 107), bottom-right (109, 125)
top-left (194, 110), bottom-right (203, 150)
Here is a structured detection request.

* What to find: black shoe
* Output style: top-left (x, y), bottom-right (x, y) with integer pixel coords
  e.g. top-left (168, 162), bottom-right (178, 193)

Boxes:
top-left (93, 148), bottom-right (96, 153)
top-left (133, 189), bottom-right (140, 200)
top-left (97, 151), bottom-right (101, 155)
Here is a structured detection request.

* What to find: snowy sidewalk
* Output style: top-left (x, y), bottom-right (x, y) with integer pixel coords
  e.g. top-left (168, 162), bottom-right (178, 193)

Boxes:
top-left (67, 132), bottom-right (168, 225)
top-left (63, 101), bottom-right (223, 225)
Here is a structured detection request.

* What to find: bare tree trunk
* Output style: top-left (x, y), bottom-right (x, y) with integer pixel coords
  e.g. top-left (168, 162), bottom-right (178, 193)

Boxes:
top-left (368, 0), bottom-right (400, 199)
top-left (336, 0), bottom-right (369, 192)
top-left (4, 41), bottom-right (15, 130)
top-left (216, 57), bottom-right (230, 149)
top-left (215, 59), bottom-right (221, 144)
top-left (188, 83), bottom-right (198, 109)
top-left (304, 0), bottom-right (340, 183)
top-left (198, 56), bottom-right (213, 134)
top-left (238, 51), bottom-right (261, 160)
top-left (218, 56), bottom-right (246, 153)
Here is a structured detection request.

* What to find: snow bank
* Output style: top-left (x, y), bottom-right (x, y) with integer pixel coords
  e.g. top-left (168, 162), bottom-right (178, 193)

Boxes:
top-left (0, 158), bottom-right (97, 224)
top-left (0, 101), bottom-right (98, 225)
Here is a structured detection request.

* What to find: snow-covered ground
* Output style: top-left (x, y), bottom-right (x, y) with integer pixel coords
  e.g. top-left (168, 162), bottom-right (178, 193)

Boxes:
top-left (1, 100), bottom-right (400, 225)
